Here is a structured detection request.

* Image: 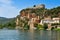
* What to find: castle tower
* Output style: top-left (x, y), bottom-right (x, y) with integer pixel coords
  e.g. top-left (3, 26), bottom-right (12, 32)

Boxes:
top-left (33, 4), bottom-right (45, 9)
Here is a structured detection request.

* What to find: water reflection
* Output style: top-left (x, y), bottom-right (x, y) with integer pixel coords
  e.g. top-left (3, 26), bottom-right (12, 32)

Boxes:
top-left (0, 29), bottom-right (60, 40)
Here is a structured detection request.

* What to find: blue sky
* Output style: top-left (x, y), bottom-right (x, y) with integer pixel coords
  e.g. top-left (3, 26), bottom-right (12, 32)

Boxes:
top-left (0, 0), bottom-right (60, 18)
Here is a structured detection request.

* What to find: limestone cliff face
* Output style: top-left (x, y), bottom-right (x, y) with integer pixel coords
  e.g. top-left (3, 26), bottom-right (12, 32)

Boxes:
top-left (16, 4), bottom-right (45, 29)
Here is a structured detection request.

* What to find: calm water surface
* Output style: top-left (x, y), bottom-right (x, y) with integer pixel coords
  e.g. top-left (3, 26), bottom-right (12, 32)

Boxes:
top-left (0, 29), bottom-right (60, 40)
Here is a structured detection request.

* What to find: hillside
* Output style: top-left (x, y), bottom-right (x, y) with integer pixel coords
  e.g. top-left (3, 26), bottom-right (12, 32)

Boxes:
top-left (20, 6), bottom-right (60, 18)
top-left (0, 17), bottom-right (16, 29)
top-left (15, 4), bottom-right (60, 30)
top-left (0, 17), bottom-right (15, 24)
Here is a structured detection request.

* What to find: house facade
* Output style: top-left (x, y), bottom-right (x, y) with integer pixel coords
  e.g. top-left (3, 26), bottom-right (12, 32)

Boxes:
top-left (40, 17), bottom-right (60, 29)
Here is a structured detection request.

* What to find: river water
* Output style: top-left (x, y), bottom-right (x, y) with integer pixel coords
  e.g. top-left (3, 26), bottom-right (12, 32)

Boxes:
top-left (0, 29), bottom-right (60, 40)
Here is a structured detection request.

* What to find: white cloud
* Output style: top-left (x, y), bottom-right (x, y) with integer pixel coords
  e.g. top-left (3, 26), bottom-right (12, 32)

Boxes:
top-left (0, 0), bottom-right (19, 18)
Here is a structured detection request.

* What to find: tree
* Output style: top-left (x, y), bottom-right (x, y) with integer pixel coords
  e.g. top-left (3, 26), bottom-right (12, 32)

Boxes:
top-left (34, 23), bottom-right (43, 30)
top-left (33, 5), bottom-right (36, 7)
top-left (43, 23), bottom-right (48, 30)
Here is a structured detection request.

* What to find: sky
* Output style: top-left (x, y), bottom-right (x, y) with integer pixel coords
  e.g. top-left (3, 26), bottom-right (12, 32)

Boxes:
top-left (0, 0), bottom-right (60, 18)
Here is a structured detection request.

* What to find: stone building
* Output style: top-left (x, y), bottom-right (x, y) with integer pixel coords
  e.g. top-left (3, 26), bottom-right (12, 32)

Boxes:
top-left (40, 17), bottom-right (60, 30)
top-left (34, 4), bottom-right (45, 9)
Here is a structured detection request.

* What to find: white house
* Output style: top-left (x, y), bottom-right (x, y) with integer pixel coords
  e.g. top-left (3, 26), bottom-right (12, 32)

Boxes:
top-left (40, 18), bottom-right (59, 25)
top-left (44, 20), bottom-right (59, 23)
top-left (53, 18), bottom-right (60, 20)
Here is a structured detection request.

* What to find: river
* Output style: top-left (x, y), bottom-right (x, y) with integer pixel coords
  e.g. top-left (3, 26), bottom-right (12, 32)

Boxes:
top-left (0, 29), bottom-right (60, 40)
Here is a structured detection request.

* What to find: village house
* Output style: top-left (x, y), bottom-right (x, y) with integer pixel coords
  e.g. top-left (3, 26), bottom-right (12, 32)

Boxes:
top-left (40, 17), bottom-right (60, 29)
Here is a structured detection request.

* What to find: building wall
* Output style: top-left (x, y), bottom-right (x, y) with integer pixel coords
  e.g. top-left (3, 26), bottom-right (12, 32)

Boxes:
top-left (42, 20), bottom-right (59, 24)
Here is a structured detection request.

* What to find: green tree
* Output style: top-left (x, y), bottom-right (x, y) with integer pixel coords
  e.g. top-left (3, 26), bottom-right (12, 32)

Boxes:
top-left (43, 23), bottom-right (48, 30)
top-left (34, 23), bottom-right (43, 30)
